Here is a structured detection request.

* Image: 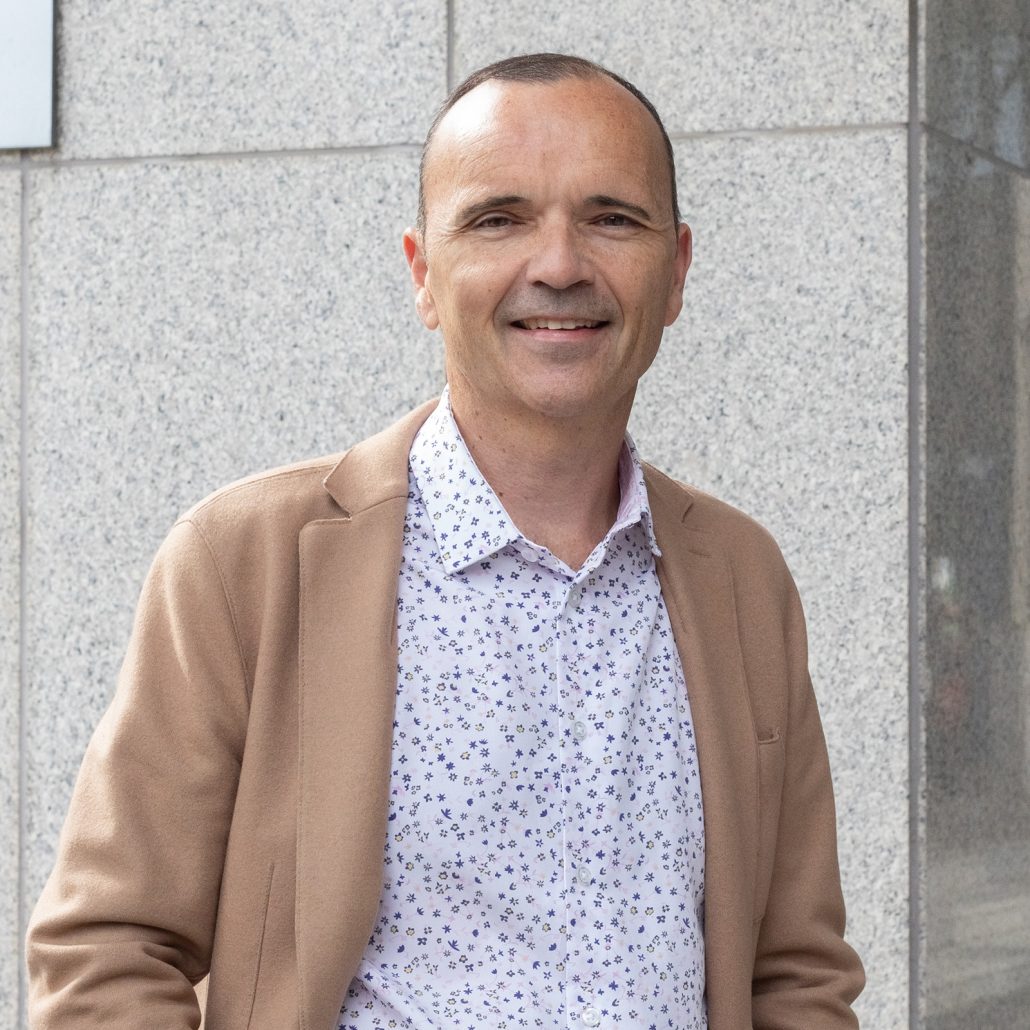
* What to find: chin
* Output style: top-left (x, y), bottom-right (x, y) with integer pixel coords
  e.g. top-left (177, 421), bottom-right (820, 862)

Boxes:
top-left (513, 383), bottom-right (619, 423)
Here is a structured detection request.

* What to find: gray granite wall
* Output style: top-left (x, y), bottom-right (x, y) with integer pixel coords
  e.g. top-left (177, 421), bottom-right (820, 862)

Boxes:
top-left (3, 2), bottom-right (919, 1026)
top-left (922, 0), bottom-right (1030, 1025)
top-left (1, 170), bottom-right (22, 1030)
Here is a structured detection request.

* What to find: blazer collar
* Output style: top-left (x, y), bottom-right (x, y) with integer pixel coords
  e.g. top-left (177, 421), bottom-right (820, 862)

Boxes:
top-left (321, 399), bottom-right (439, 515)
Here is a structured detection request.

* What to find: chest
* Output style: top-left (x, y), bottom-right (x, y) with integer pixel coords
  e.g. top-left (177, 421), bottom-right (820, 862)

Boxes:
top-left (389, 517), bottom-right (706, 911)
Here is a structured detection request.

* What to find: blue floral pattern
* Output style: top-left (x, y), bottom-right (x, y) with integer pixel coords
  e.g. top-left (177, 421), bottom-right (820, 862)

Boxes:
top-left (340, 391), bottom-right (706, 1029)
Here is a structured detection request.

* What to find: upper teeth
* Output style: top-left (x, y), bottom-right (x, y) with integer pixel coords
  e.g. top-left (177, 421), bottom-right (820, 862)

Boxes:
top-left (521, 319), bottom-right (600, 330)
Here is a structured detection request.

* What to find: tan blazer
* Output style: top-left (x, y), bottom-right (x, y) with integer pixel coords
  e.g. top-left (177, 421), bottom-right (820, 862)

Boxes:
top-left (27, 402), bottom-right (864, 1029)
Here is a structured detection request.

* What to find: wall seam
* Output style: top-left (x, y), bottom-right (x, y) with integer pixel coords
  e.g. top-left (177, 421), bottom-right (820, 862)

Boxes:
top-left (907, 0), bottom-right (926, 1026)
top-left (22, 141), bottom-right (423, 170)
top-left (668, 120), bottom-right (906, 141)
top-left (17, 149), bottom-right (29, 1030)
top-left (17, 120), bottom-right (912, 171)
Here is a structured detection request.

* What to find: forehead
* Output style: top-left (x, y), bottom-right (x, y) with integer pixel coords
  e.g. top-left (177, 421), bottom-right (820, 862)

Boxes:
top-left (423, 77), bottom-right (669, 218)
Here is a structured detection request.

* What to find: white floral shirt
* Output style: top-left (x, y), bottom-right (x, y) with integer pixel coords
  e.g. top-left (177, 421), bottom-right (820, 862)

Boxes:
top-left (340, 391), bottom-right (706, 1029)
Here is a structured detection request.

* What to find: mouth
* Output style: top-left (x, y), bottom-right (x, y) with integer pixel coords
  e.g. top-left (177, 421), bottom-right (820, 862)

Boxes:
top-left (512, 318), bottom-right (609, 331)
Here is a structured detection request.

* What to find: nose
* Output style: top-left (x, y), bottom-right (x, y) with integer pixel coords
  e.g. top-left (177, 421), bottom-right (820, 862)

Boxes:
top-left (524, 218), bottom-right (593, 291)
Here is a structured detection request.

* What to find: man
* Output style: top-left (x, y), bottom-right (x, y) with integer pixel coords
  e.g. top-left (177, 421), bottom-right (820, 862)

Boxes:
top-left (27, 54), bottom-right (864, 1028)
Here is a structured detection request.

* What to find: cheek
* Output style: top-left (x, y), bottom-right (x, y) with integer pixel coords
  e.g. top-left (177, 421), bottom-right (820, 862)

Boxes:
top-left (615, 269), bottom-right (663, 324)
top-left (439, 265), bottom-right (511, 325)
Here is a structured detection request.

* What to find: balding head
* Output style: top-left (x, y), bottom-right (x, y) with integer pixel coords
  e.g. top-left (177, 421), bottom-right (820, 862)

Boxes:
top-left (417, 53), bottom-right (680, 236)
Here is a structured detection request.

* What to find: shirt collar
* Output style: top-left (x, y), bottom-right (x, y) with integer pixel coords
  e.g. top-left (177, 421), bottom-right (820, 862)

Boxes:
top-left (615, 433), bottom-right (662, 559)
top-left (409, 387), bottom-right (661, 575)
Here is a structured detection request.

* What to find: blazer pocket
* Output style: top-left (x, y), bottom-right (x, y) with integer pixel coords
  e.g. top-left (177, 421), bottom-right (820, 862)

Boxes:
top-left (244, 861), bottom-right (276, 1030)
top-left (752, 734), bottom-right (785, 928)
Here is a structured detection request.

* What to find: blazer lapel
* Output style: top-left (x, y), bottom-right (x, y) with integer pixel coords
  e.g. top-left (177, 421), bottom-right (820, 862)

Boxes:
top-left (646, 467), bottom-right (759, 1027)
top-left (296, 403), bottom-right (436, 1030)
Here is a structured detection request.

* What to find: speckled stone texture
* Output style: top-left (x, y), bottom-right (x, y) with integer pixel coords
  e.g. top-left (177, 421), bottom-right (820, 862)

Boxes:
top-left (630, 129), bottom-right (910, 1028)
top-left (22, 151), bottom-right (444, 914)
top-left (926, 0), bottom-right (1030, 171)
top-left (923, 133), bottom-right (1030, 1028)
top-left (455, 1), bottom-right (907, 133)
top-left (46, 0), bottom-right (446, 159)
top-left (0, 171), bottom-right (21, 1028)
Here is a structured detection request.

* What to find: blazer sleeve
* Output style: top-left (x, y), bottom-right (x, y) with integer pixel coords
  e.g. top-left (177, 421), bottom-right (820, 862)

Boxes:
top-left (751, 577), bottom-right (866, 1028)
top-left (26, 518), bottom-right (251, 1029)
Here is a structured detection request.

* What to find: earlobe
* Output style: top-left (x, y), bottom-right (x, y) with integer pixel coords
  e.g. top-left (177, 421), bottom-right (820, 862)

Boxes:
top-left (663, 222), bottom-right (693, 326)
top-left (402, 227), bottom-right (440, 331)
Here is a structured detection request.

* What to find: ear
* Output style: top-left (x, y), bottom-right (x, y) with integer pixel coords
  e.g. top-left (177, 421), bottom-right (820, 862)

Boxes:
top-left (663, 222), bottom-right (693, 326)
top-left (403, 228), bottom-right (439, 331)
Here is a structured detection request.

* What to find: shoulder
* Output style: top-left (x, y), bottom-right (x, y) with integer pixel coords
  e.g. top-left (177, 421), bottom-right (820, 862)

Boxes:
top-left (644, 462), bottom-right (792, 580)
top-left (130, 453), bottom-right (357, 664)
top-left (175, 452), bottom-right (346, 551)
top-left (185, 452), bottom-right (344, 526)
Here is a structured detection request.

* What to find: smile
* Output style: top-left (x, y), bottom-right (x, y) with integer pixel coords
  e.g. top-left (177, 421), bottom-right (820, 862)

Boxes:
top-left (513, 318), bottom-right (607, 330)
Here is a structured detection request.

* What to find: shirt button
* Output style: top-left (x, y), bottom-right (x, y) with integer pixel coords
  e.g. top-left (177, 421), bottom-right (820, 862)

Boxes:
top-left (581, 1005), bottom-right (601, 1026)
top-left (573, 720), bottom-right (587, 741)
top-left (577, 865), bottom-right (591, 886)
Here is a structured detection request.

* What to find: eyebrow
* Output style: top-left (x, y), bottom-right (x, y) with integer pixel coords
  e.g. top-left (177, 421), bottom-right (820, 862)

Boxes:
top-left (453, 193), bottom-right (658, 226)
top-left (585, 195), bottom-right (655, 222)
top-left (454, 195), bottom-right (527, 225)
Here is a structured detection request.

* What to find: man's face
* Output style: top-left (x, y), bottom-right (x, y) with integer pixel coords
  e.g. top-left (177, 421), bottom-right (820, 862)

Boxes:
top-left (404, 75), bottom-right (692, 424)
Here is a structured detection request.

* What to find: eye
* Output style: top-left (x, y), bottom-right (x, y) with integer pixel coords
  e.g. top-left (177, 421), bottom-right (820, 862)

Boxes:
top-left (596, 213), bottom-right (636, 228)
top-left (474, 214), bottom-right (515, 230)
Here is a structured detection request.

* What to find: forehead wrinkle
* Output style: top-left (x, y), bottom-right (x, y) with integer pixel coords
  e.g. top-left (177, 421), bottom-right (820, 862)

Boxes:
top-left (443, 138), bottom-right (661, 215)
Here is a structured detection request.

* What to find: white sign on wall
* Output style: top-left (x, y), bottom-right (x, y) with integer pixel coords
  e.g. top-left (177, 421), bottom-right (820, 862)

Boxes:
top-left (0, 0), bottom-right (54, 149)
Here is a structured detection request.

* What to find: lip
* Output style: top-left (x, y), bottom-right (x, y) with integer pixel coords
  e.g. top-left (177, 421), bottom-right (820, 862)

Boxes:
top-left (513, 317), bottom-right (606, 330)
top-left (508, 317), bottom-right (611, 343)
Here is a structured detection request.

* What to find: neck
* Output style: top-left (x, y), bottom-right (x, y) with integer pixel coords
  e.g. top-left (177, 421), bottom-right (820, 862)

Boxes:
top-left (447, 385), bottom-right (632, 570)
